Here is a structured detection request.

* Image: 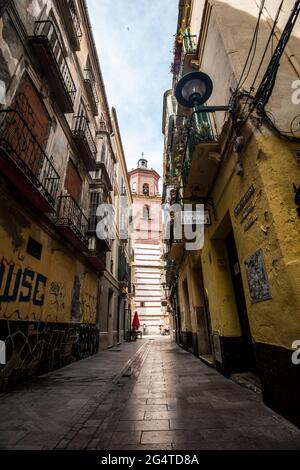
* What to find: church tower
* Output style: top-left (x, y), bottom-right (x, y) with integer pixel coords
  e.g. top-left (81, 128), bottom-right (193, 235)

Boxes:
top-left (128, 157), bottom-right (167, 335)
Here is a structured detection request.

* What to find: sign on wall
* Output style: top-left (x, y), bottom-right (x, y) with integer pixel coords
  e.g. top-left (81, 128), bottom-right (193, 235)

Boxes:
top-left (244, 250), bottom-right (272, 303)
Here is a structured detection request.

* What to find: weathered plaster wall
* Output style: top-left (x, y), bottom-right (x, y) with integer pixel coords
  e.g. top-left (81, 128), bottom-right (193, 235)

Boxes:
top-left (0, 183), bottom-right (98, 324)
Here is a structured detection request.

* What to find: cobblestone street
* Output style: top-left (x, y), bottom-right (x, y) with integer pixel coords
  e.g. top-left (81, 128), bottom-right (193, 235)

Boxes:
top-left (1, 337), bottom-right (300, 450)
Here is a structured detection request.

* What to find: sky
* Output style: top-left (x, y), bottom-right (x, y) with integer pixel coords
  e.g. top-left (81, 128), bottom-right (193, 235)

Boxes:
top-left (86, 0), bottom-right (178, 181)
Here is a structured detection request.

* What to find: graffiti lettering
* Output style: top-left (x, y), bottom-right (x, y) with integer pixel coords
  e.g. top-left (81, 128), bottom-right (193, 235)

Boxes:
top-left (81, 292), bottom-right (97, 324)
top-left (19, 269), bottom-right (34, 302)
top-left (49, 281), bottom-right (66, 317)
top-left (0, 261), bottom-right (47, 306)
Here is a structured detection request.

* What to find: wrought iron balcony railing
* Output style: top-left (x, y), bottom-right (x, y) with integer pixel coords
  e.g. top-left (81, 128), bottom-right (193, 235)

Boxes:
top-left (0, 109), bottom-right (60, 210)
top-left (95, 131), bottom-right (114, 190)
top-left (68, 0), bottom-right (82, 40)
top-left (182, 110), bottom-right (220, 194)
top-left (84, 69), bottom-right (99, 116)
top-left (56, 195), bottom-right (88, 247)
top-left (72, 115), bottom-right (97, 170)
top-left (29, 21), bottom-right (76, 112)
top-left (57, 0), bottom-right (82, 51)
top-left (183, 33), bottom-right (197, 54)
top-left (88, 212), bottom-right (112, 251)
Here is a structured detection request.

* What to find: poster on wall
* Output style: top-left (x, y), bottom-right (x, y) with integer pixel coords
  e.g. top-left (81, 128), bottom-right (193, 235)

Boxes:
top-left (244, 249), bottom-right (272, 303)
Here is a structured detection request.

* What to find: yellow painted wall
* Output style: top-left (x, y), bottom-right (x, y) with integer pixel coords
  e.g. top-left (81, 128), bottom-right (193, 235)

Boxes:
top-left (0, 187), bottom-right (98, 324)
top-left (200, 131), bottom-right (300, 349)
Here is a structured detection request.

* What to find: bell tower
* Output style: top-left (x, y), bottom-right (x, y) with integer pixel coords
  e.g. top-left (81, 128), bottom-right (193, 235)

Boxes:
top-left (128, 156), bottom-right (167, 335)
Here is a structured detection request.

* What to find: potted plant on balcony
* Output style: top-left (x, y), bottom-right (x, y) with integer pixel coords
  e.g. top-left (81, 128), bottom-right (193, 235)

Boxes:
top-left (196, 121), bottom-right (212, 141)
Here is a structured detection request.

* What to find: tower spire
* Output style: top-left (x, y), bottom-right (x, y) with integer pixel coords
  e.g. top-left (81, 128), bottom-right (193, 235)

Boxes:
top-left (138, 153), bottom-right (147, 169)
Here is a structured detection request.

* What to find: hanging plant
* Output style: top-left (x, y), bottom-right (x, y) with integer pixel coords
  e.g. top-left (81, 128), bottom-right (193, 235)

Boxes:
top-left (197, 121), bottom-right (212, 140)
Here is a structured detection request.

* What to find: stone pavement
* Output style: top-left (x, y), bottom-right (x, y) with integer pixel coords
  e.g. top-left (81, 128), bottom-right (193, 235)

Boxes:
top-left (0, 337), bottom-right (300, 450)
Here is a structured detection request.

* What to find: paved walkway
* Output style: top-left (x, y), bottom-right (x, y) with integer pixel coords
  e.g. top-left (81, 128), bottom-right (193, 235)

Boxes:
top-left (0, 337), bottom-right (300, 450)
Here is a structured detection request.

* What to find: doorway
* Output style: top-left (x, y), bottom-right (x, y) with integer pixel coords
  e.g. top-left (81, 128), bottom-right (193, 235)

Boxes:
top-left (117, 297), bottom-right (121, 343)
top-left (225, 230), bottom-right (255, 372)
top-left (196, 265), bottom-right (213, 357)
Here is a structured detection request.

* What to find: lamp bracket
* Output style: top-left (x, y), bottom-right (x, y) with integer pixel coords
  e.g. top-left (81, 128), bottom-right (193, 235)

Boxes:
top-left (194, 105), bottom-right (232, 113)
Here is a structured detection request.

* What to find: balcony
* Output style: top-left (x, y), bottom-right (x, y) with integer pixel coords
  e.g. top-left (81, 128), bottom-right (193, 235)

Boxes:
top-left (87, 210), bottom-right (112, 252)
top-left (178, 32), bottom-right (198, 82)
top-left (118, 246), bottom-right (130, 291)
top-left (86, 236), bottom-right (106, 272)
top-left (29, 21), bottom-right (76, 113)
top-left (182, 111), bottom-right (220, 198)
top-left (0, 109), bottom-right (59, 212)
top-left (168, 221), bottom-right (184, 262)
top-left (84, 69), bottom-right (99, 116)
top-left (183, 32), bottom-right (197, 54)
top-left (72, 115), bottom-right (97, 171)
top-left (56, 0), bottom-right (82, 51)
top-left (56, 195), bottom-right (89, 251)
top-left (96, 126), bottom-right (115, 190)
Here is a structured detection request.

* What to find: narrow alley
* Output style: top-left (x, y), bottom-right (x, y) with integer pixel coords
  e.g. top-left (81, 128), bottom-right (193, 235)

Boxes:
top-left (1, 337), bottom-right (299, 451)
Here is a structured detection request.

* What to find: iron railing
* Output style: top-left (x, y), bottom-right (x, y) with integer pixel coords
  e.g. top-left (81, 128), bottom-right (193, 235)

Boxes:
top-left (96, 133), bottom-right (114, 187)
top-left (73, 115), bottom-right (97, 158)
top-left (88, 190), bottom-right (112, 249)
top-left (88, 190), bottom-right (105, 231)
top-left (0, 109), bottom-right (60, 206)
top-left (68, 0), bottom-right (82, 39)
top-left (33, 20), bottom-right (76, 105)
top-left (118, 246), bottom-right (130, 284)
top-left (84, 69), bottom-right (99, 106)
top-left (182, 111), bottom-right (219, 188)
top-left (183, 33), bottom-right (197, 54)
top-left (57, 195), bottom-right (88, 244)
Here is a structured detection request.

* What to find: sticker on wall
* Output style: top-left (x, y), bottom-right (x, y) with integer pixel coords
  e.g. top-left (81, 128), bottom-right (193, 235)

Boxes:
top-left (244, 250), bottom-right (272, 303)
top-left (234, 185), bottom-right (255, 217)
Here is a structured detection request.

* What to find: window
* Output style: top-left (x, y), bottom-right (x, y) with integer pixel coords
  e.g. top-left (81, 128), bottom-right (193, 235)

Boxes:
top-left (120, 177), bottom-right (126, 195)
top-left (89, 189), bottom-right (105, 230)
top-left (143, 205), bottom-right (150, 219)
top-left (26, 237), bottom-right (42, 260)
top-left (132, 182), bottom-right (137, 192)
top-left (64, 158), bottom-right (82, 203)
top-left (143, 183), bottom-right (149, 196)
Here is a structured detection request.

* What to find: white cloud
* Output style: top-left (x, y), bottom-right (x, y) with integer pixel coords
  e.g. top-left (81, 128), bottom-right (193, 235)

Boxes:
top-left (86, 0), bottom-right (178, 180)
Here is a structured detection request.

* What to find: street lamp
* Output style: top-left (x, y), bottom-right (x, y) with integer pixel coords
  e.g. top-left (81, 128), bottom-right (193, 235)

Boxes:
top-left (175, 71), bottom-right (231, 113)
top-left (162, 282), bottom-right (170, 299)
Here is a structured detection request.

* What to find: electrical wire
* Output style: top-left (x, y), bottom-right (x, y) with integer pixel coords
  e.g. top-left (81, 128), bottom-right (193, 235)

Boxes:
top-left (241, 0), bottom-right (284, 124)
top-left (235, 0), bottom-right (265, 91)
top-left (235, 0), bottom-right (300, 143)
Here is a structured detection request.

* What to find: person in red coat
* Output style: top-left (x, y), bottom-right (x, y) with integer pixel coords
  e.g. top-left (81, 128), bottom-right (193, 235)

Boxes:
top-left (132, 311), bottom-right (140, 340)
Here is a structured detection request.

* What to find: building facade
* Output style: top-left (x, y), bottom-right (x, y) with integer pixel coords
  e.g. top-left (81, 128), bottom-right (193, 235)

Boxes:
top-left (97, 107), bottom-right (133, 350)
top-left (0, 0), bottom-right (131, 389)
top-left (163, 0), bottom-right (300, 426)
top-left (129, 158), bottom-right (167, 335)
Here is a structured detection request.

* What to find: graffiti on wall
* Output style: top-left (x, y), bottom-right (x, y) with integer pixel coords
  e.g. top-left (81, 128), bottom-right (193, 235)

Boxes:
top-left (0, 319), bottom-right (99, 391)
top-left (0, 258), bottom-right (47, 320)
top-left (48, 280), bottom-right (67, 321)
top-left (0, 258), bottom-right (47, 304)
top-left (0, 257), bottom-right (98, 324)
top-left (81, 291), bottom-right (97, 324)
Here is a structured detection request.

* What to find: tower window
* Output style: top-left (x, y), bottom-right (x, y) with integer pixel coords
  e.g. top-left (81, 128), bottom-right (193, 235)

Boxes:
top-left (143, 183), bottom-right (149, 196)
top-left (143, 205), bottom-right (150, 219)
